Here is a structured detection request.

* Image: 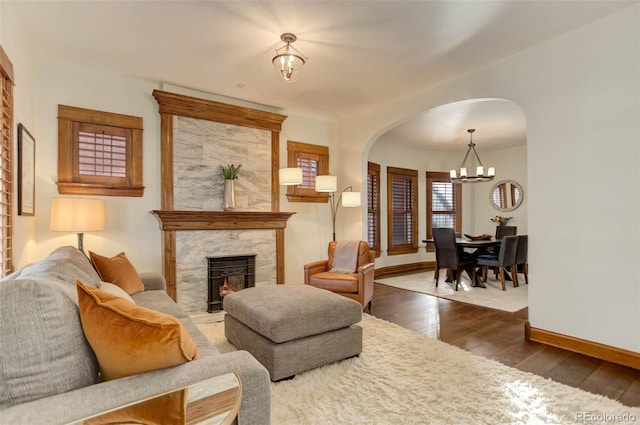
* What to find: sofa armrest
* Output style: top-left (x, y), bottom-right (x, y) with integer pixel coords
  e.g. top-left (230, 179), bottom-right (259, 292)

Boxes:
top-left (0, 351), bottom-right (270, 425)
top-left (139, 272), bottom-right (167, 291)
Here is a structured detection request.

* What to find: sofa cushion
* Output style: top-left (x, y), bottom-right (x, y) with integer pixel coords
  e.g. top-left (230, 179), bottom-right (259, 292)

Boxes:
top-left (76, 280), bottom-right (199, 424)
top-left (0, 280), bottom-right (99, 409)
top-left (89, 251), bottom-right (145, 295)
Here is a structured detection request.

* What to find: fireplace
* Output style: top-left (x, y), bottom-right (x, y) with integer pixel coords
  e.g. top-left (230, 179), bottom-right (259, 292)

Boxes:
top-left (207, 254), bottom-right (256, 312)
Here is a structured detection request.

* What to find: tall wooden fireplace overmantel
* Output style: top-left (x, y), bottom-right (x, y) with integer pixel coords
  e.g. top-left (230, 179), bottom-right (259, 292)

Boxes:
top-left (152, 90), bottom-right (290, 302)
top-left (151, 210), bottom-right (295, 300)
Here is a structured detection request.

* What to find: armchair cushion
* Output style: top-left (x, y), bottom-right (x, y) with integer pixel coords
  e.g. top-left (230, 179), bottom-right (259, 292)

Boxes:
top-left (308, 272), bottom-right (358, 293)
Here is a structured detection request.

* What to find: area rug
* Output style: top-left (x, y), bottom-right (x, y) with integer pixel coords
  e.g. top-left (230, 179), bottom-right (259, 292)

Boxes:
top-left (375, 271), bottom-right (528, 312)
top-left (196, 314), bottom-right (639, 425)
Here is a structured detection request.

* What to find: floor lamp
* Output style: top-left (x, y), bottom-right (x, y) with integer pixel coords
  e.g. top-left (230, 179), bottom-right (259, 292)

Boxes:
top-left (315, 175), bottom-right (361, 241)
top-left (50, 198), bottom-right (106, 254)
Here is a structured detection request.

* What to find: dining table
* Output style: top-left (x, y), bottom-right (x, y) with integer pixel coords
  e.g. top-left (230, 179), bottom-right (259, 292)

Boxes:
top-left (423, 236), bottom-right (504, 288)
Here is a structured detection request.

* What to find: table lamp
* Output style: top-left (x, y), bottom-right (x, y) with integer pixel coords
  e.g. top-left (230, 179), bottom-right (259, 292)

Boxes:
top-left (50, 198), bottom-right (105, 253)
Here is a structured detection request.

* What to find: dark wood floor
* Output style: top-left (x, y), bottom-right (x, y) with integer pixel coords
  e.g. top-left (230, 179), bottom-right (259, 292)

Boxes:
top-left (370, 280), bottom-right (640, 407)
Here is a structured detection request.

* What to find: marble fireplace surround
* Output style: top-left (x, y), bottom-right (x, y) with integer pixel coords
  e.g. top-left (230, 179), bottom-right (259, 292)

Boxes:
top-left (151, 90), bottom-right (294, 307)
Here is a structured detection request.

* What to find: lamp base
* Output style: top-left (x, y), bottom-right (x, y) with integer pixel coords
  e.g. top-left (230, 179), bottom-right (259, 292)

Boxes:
top-left (77, 232), bottom-right (86, 255)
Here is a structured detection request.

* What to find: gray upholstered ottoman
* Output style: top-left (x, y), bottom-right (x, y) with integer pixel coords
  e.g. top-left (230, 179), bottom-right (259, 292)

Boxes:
top-left (224, 284), bottom-right (362, 381)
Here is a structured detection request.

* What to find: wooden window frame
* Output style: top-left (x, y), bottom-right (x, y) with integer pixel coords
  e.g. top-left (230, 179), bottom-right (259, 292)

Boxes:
top-left (57, 105), bottom-right (144, 197)
top-left (0, 45), bottom-right (14, 277)
top-left (387, 166), bottom-right (418, 255)
top-left (367, 161), bottom-right (381, 257)
top-left (286, 140), bottom-right (329, 203)
top-left (426, 171), bottom-right (462, 252)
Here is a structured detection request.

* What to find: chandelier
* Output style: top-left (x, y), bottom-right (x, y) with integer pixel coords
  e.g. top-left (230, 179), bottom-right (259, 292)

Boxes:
top-left (272, 33), bottom-right (307, 83)
top-left (450, 129), bottom-right (495, 184)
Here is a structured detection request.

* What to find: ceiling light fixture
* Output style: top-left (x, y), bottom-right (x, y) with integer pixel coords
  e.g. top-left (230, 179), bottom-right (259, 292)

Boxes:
top-left (272, 33), bottom-right (307, 83)
top-left (450, 129), bottom-right (495, 184)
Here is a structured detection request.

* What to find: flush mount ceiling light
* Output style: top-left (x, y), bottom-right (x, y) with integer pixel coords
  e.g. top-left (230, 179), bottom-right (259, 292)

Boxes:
top-left (272, 33), bottom-right (307, 83)
top-left (450, 129), bottom-right (495, 184)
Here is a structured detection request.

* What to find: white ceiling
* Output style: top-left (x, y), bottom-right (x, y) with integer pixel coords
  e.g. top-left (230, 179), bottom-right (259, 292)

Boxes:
top-left (5, 0), bottom-right (635, 149)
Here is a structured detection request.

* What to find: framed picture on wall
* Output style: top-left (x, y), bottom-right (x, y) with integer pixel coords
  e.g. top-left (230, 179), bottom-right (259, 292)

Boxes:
top-left (18, 123), bottom-right (35, 216)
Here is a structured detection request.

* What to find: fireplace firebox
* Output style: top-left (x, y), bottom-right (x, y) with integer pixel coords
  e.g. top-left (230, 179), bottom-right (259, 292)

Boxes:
top-left (207, 254), bottom-right (256, 312)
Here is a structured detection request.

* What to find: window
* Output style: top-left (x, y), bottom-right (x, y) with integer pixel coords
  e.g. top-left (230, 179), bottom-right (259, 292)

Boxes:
top-left (426, 171), bottom-right (461, 251)
top-left (367, 162), bottom-right (381, 257)
top-left (57, 105), bottom-right (144, 197)
top-left (286, 141), bottom-right (329, 202)
top-left (0, 45), bottom-right (13, 277)
top-left (387, 167), bottom-right (418, 255)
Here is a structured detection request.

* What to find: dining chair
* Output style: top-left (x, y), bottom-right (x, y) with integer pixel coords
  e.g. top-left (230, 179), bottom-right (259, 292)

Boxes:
top-left (475, 235), bottom-right (518, 291)
top-left (432, 228), bottom-right (475, 291)
top-left (514, 235), bottom-right (528, 286)
top-left (495, 226), bottom-right (517, 240)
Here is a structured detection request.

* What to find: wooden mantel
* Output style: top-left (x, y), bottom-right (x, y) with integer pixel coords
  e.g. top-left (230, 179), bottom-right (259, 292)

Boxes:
top-left (151, 210), bottom-right (295, 300)
top-left (151, 210), bottom-right (295, 231)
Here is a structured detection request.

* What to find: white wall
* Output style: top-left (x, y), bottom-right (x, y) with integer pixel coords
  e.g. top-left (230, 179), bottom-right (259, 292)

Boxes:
top-left (340, 5), bottom-right (639, 352)
top-left (473, 145), bottom-right (528, 237)
top-left (1, 5), bottom-right (38, 266)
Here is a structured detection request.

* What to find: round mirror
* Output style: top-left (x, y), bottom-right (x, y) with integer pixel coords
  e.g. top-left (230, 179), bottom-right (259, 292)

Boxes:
top-left (490, 180), bottom-right (523, 212)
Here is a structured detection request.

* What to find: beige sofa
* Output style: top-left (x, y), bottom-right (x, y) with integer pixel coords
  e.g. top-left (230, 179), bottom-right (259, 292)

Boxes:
top-left (0, 246), bottom-right (270, 424)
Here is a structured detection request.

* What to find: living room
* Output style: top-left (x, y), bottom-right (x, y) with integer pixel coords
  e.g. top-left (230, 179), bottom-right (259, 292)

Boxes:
top-left (1, 1), bottom-right (639, 422)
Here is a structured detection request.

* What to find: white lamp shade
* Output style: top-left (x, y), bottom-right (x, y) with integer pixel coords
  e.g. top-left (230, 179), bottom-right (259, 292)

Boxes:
top-left (279, 168), bottom-right (303, 185)
top-left (315, 175), bottom-right (337, 192)
top-left (50, 198), bottom-right (105, 232)
top-left (341, 191), bottom-right (361, 207)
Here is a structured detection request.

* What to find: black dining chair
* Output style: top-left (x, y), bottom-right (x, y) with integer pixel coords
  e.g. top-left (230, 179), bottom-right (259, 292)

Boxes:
top-left (432, 228), bottom-right (475, 291)
top-left (495, 225), bottom-right (517, 240)
top-left (475, 235), bottom-right (518, 291)
top-left (514, 235), bottom-right (528, 286)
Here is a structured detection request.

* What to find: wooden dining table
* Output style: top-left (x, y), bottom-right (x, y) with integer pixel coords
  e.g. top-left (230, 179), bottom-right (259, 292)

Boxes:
top-left (423, 237), bottom-right (502, 288)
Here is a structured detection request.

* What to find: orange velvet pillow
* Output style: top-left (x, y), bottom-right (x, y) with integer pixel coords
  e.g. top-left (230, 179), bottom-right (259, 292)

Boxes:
top-left (89, 251), bottom-right (145, 295)
top-left (76, 280), bottom-right (199, 424)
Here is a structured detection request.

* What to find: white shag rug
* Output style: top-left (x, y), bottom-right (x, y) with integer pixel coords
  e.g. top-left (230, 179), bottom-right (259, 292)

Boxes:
top-left (376, 271), bottom-right (528, 312)
top-left (196, 314), bottom-right (639, 425)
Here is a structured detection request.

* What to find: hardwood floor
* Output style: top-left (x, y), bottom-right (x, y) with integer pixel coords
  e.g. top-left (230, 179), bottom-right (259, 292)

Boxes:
top-left (370, 281), bottom-right (640, 407)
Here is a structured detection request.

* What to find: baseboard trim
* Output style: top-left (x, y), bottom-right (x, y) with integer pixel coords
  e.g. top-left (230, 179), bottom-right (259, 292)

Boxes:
top-left (525, 321), bottom-right (640, 370)
top-left (374, 261), bottom-right (435, 279)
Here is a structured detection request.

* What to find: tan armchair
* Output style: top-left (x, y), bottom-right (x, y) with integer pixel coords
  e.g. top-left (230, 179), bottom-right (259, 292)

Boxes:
top-left (304, 240), bottom-right (375, 310)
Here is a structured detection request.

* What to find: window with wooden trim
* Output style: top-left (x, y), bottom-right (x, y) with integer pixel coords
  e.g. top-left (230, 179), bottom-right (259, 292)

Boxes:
top-left (57, 105), bottom-right (144, 197)
top-left (367, 161), bottom-right (381, 257)
top-left (387, 166), bottom-right (418, 255)
top-left (286, 140), bottom-right (329, 203)
top-left (0, 45), bottom-right (13, 277)
top-left (426, 171), bottom-right (462, 252)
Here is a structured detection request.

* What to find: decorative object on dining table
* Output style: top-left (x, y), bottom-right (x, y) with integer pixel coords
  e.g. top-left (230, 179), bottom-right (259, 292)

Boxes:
top-left (220, 164), bottom-right (241, 211)
top-left (490, 215), bottom-right (512, 226)
top-left (464, 233), bottom-right (493, 241)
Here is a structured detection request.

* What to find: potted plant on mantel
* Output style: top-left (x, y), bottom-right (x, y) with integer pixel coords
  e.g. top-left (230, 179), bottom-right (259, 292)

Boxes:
top-left (220, 164), bottom-right (241, 211)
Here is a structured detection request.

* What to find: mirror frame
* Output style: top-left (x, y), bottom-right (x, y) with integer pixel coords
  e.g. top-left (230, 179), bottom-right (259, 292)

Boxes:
top-left (489, 179), bottom-right (524, 212)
